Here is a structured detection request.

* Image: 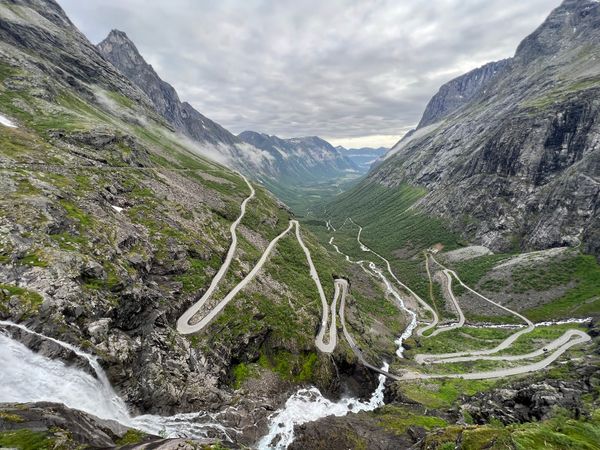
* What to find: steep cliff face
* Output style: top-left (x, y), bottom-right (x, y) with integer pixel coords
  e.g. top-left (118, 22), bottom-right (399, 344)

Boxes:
top-left (97, 29), bottom-right (272, 173)
top-left (417, 58), bottom-right (512, 129)
top-left (0, 1), bottom-right (151, 108)
top-left (360, 0), bottom-right (600, 257)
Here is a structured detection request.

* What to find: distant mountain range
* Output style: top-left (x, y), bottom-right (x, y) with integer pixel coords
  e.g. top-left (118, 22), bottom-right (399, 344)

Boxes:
top-left (335, 146), bottom-right (388, 172)
top-left (239, 131), bottom-right (359, 182)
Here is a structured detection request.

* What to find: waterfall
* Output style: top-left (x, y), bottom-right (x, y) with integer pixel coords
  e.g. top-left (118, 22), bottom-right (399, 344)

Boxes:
top-left (1, 319), bottom-right (392, 448)
top-left (0, 333), bottom-right (130, 422)
top-left (0, 321), bottom-right (239, 441)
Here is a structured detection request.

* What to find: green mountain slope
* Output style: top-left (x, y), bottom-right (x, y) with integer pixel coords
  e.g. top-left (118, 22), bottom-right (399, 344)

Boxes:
top-left (0, 2), bottom-right (404, 445)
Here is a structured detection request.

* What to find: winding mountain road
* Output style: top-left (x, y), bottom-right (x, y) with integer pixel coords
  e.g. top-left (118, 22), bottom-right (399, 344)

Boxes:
top-left (176, 175), bottom-right (591, 380)
top-left (426, 269), bottom-right (465, 338)
top-left (424, 329), bottom-right (589, 365)
top-left (177, 175), bottom-right (339, 353)
top-left (177, 174), bottom-right (255, 334)
top-left (400, 330), bottom-right (590, 380)
top-left (326, 217), bottom-right (592, 381)
top-left (415, 254), bottom-right (535, 364)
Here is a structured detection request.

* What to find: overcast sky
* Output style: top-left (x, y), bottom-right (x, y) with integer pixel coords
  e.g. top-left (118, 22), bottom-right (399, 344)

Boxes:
top-left (59, 0), bottom-right (560, 148)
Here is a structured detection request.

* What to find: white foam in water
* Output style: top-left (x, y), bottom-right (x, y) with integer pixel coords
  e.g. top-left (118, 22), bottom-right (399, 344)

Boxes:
top-left (367, 263), bottom-right (417, 357)
top-left (1, 321), bottom-right (390, 447)
top-left (0, 321), bottom-right (238, 441)
top-left (471, 317), bottom-right (592, 329)
top-left (0, 333), bottom-right (130, 422)
top-left (536, 317), bottom-right (592, 327)
top-left (258, 362), bottom-right (389, 449)
top-left (327, 237), bottom-right (417, 357)
top-left (0, 113), bottom-right (17, 128)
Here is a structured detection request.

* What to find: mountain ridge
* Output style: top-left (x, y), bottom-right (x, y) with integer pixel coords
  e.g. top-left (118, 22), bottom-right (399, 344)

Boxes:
top-left (238, 130), bottom-right (359, 180)
top-left (335, 145), bottom-right (388, 173)
top-left (417, 58), bottom-right (512, 129)
top-left (97, 28), bottom-right (273, 172)
top-left (338, 0), bottom-right (600, 259)
top-left (97, 28), bottom-right (361, 206)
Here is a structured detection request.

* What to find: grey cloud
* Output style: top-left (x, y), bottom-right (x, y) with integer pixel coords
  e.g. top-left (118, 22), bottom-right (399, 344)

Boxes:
top-left (58, 0), bottom-right (561, 146)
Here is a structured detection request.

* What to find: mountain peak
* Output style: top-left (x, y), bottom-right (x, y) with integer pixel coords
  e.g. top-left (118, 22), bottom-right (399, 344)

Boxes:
top-left (514, 0), bottom-right (600, 64)
top-left (98, 29), bottom-right (146, 68)
top-left (417, 58), bottom-right (512, 128)
top-left (103, 29), bottom-right (133, 45)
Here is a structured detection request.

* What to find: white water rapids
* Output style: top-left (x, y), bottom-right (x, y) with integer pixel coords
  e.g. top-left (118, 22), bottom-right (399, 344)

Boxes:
top-left (0, 321), bottom-right (391, 448)
top-left (328, 235), bottom-right (418, 358)
top-left (0, 333), bottom-right (130, 422)
top-left (366, 262), bottom-right (418, 358)
top-left (257, 363), bottom-right (389, 449)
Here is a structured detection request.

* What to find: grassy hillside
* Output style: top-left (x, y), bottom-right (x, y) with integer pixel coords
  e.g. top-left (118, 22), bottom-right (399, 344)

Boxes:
top-left (324, 181), bottom-right (463, 257)
top-left (0, 42), bottom-right (411, 405)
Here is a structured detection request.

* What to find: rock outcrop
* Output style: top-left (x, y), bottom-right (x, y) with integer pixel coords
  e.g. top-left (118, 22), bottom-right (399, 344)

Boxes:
top-left (289, 411), bottom-right (414, 450)
top-left (0, 402), bottom-right (224, 449)
top-left (0, 402), bottom-right (132, 448)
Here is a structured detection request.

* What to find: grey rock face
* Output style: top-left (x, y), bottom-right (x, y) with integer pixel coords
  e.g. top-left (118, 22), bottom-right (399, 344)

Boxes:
top-left (370, 0), bottom-right (600, 257)
top-left (462, 362), bottom-right (598, 425)
top-left (417, 59), bottom-right (512, 128)
top-left (0, 1), bottom-right (153, 109)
